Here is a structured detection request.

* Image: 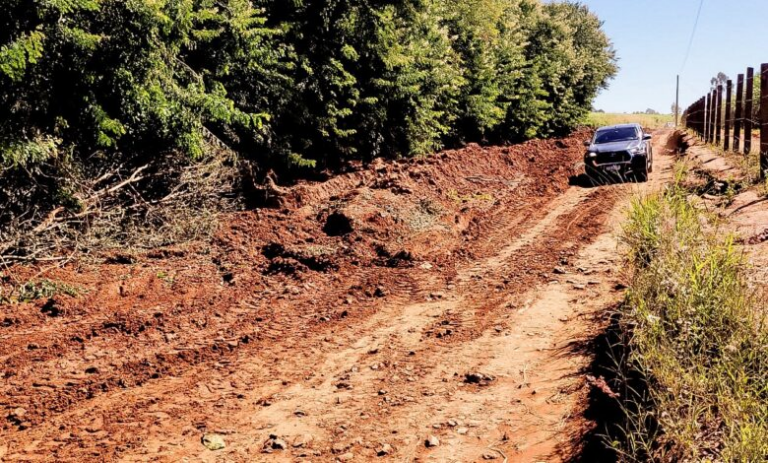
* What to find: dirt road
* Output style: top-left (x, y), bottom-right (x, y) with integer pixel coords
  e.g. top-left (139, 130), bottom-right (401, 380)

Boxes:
top-left (0, 130), bottom-right (677, 462)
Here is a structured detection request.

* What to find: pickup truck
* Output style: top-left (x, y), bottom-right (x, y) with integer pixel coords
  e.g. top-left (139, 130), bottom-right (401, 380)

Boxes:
top-left (584, 123), bottom-right (653, 183)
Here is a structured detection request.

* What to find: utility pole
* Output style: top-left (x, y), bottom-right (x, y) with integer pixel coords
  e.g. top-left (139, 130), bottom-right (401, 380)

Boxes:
top-left (676, 75), bottom-right (680, 127)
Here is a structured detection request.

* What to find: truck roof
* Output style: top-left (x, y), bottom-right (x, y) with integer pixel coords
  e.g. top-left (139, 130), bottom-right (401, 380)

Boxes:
top-left (596, 123), bottom-right (641, 131)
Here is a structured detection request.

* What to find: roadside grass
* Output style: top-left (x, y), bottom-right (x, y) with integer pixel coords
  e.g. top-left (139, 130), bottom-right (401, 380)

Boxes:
top-left (722, 144), bottom-right (768, 196)
top-left (587, 113), bottom-right (674, 130)
top-left (614, 170), bottom-right (768, 462)
top-left (682, 130), bottom-right (768, 201)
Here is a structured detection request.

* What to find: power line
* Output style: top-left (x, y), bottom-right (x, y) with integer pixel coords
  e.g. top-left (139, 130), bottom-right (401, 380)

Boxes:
top-left (680, 0), bottom-right (705, 73)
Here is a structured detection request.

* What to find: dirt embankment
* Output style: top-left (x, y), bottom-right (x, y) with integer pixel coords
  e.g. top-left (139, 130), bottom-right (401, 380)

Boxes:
top-left (0, 129), bottom-right (673, 462)
top-left (676, 131), bottom-right (768, 285)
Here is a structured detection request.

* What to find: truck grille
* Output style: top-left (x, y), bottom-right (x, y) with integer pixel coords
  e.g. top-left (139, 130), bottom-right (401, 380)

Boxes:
top-left (594, 151), bottom-right (630, 165)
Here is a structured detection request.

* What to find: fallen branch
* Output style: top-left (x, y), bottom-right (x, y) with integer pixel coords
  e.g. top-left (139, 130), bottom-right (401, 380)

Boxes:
top-left (90, 164), bottom-right (149, 201)
top-left (28, 164), bottom-right (150, 237)
top-left (0, 255), bottom-right (72, 262)
top-left (90, 165), bottom-right (123, 187)
top-left (32, 207), bottom-right (65, 233)
top-left (1, 149), bottom-right (239, 261)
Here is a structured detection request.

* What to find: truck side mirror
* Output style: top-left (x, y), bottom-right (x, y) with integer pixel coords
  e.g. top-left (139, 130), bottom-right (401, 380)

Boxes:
top-left (643, 134), bottom-right (652, 141)
top-left (583, 140), bottom-right (591, 147)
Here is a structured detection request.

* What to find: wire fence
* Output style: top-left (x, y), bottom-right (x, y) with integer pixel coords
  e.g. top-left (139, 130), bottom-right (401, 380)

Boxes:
top-left (682, 64), bottom-right (768, 178)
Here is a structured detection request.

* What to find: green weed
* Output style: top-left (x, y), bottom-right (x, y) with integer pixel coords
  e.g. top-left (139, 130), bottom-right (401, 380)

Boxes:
top-left (156, 270), bottom-right (175, 284)
top-left (614, 174), bottom-right (768, 461)
top-left (8, 279), bottom-right (81, 303)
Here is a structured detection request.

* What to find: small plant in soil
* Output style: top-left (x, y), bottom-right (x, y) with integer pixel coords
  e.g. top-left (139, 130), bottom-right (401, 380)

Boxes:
top-left (10, 279), bottom-right (81, 303)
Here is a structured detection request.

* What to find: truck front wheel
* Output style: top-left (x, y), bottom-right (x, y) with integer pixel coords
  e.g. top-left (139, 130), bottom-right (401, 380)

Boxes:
top-left (633, 159), bottom-right (648, 183)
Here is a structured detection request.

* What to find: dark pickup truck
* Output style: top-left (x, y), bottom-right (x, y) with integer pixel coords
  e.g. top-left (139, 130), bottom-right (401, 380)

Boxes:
top-left (584, 123), bottom-right (653, 183)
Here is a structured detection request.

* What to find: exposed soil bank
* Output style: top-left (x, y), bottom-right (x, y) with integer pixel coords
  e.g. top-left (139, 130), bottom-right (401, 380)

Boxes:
top-left (1, 129), bottom-right (676, 462)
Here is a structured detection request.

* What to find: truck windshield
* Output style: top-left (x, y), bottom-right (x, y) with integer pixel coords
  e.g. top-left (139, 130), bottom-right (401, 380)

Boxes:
top-left (594, 127), bottom-right (638, 144)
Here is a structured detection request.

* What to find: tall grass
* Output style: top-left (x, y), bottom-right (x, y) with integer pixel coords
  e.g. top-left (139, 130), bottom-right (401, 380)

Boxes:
top-left (616, 176), bottom-right (768, 462)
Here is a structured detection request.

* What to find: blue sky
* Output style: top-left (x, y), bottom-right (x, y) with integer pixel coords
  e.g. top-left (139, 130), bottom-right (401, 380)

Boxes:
top-left (577, 0), bottom-right (768, 114)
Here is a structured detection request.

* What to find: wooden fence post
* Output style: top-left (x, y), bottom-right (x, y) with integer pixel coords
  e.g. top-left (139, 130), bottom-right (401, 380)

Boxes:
top-left (705, 93), bottom-right (711, 142)
top-left (761, 63), bottom-right (768, 179)
top-left (693, 101), bottom-right (698, 135)
top-left (745, 67), bottom-right (755, 154)
top-left (692, 100), bottom-right (697, 136)
top-left (710, 89), bottom-right (716, 144)
top-left (716, 84), bottom-right (723, 146)
top-left (692, 101), bottom-right (697, 135)
top-left (725, 80), bottom-right (733, 151)
top-left (734, 74), bottom-right (745, 152)
top-left (696, 99), bottom-right (702, 135)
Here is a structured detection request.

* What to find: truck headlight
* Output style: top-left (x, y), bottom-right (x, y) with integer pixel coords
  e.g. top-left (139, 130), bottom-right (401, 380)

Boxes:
top-left (587, 152), bottom-right (597, 158)
top-left (630, 147), bottom-right (645, 155)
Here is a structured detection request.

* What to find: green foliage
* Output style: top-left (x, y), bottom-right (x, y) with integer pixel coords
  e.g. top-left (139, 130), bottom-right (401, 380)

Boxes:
top-left (0, 0), bottom-right (287, 169)
top-left (15, 279), bottom-right (81, 302)
top-left (0, 31), bottom-right (45, 82)
top-left (0, 135), bottom-right (60, 167)
top-left (0, 0), bottom-right (617, 216)
top-left (618, 178), bottom-right (768, 461)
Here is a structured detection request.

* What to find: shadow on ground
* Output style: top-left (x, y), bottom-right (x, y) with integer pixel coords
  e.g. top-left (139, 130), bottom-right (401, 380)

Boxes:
top-left (568, 172), bottom-right (641, 189)
top-left (560, 303), bottom-right (656, 463)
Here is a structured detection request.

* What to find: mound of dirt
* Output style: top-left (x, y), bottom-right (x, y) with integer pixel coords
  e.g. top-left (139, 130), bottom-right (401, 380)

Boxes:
top-left (0, 129), bottom-right (596, 462)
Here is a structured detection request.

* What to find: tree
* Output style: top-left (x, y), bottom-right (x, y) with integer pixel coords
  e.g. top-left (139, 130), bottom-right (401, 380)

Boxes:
top-left (2, 0), bottom-right (617, 172)
top-left (0, 0), bottom-right (288, 168)
top-left (1, 0), bottom-right (619, 240)
top-left (711, 72), bottom-right (729, 90)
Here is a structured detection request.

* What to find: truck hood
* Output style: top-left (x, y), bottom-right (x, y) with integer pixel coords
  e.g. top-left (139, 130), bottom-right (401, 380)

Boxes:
top-left (588, 140), bottom-right (641, 153)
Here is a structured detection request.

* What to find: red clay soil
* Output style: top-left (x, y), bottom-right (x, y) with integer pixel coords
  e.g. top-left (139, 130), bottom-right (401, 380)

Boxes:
top-left (0, 129), bottom-right (665, 462)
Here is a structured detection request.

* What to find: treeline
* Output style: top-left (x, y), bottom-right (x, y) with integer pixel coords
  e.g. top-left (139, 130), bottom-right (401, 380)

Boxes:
top-left (2, 0), bottom-right (616, 169)
top-left (1, 0), bottom-right (616, 249)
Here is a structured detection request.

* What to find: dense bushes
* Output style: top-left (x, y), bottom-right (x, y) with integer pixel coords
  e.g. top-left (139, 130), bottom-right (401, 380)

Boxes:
top-left (1, 0), bottom-right (286, 165)
top-left (2, 0), bottom-right (616, 168)
top-left (0, 0), bottom-right (616, 251)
